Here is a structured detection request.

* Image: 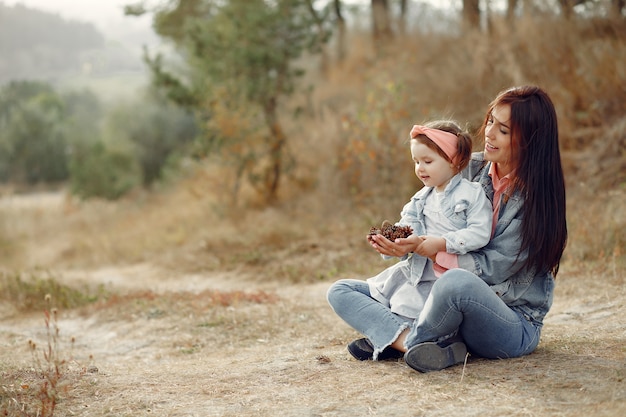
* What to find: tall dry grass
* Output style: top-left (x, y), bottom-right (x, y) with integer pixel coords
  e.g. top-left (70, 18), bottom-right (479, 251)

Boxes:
top-left (0, 14), bottom-right (624, 281)
top-left (293, 14), bottom-right (626, 274)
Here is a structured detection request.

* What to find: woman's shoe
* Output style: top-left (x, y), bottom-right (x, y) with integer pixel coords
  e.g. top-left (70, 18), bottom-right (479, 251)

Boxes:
top-left (347, 338), bottom-right (404, 361)
top-left (403, 341), bottom-right (467, 372)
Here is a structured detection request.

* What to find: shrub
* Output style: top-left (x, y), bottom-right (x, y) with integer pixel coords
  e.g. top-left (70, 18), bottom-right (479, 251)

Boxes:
top-left (68, 141), bottom-right (141, 200)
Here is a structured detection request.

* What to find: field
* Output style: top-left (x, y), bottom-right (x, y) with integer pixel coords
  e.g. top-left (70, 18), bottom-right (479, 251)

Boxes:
top-left (1, 13), bottom-right (626, 417)
top-left (0, 181), bottom-right (624, 416)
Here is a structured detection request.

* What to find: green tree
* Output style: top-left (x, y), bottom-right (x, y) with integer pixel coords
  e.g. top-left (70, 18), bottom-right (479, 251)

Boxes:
top-left (106, 94), bottom-right (198, 187)
top-left (128, 0), bottom-right (331, 203)
top-left (69, 141), bottom-right (141, 200)
top-left (61, 88), bottom-right (103, 148)
top-left (0, 81), bottom-right (68, 184)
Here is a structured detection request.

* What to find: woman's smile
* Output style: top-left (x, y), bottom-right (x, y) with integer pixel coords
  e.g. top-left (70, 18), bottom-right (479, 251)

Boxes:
top-left (485, 142), bottom-right (498, 152)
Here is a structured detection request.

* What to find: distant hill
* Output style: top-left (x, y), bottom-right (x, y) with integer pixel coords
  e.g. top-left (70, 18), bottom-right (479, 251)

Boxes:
top-left (0, 3), bottom-right (146, 83)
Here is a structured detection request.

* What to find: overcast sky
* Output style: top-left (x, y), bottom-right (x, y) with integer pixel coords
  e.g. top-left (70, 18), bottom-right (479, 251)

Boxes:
top-left (3, 1), bottom-right (476, 38)
top-left (3, 1), bottom-right (462, 26)
top-left (3, 0), bottom-right (152, 36)
top-left (5, 0), bottom-right (131, 21)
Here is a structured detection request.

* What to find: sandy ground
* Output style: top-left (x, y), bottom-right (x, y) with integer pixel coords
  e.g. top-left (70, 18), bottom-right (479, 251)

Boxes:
top-left (1, 193), bottom-right (625, 416)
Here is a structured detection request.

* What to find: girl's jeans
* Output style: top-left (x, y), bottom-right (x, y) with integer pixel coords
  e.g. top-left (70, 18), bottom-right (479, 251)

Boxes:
top-left (326, 269), bottom-right (542, 360)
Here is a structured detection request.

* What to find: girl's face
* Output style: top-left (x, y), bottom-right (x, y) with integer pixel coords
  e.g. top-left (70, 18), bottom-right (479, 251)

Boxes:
top-left (484, 104), bottom-right (515, 177)
top-left (410, 141), bottom-right (456, 192)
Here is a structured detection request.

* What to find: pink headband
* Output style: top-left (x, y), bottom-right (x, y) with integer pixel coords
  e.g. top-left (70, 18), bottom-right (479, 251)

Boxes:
top-left (410, 125), bottom-right (459, 165)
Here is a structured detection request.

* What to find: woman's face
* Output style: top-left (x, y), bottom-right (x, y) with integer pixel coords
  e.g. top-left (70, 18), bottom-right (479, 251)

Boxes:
top-left (484, 104), bottom-right (515, 177)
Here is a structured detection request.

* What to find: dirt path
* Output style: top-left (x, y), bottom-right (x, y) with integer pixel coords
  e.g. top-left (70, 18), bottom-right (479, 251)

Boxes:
top-left (1, 194), bottom-right (625, 416)
top-left (1, 261), bottom-right (624, 416)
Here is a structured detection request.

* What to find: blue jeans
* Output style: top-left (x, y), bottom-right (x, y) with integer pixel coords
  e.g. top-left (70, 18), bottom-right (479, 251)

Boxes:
top-left (326, 278), bottom-right (414, 360)
top-left (327, 269), bottom-right (542, 360)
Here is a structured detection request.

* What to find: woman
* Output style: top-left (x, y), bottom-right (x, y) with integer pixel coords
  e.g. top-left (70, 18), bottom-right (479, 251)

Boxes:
top-left (326, 85), bottom-right (568, 372)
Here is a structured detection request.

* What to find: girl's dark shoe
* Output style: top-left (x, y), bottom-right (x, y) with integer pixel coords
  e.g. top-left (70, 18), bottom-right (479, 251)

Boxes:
top-left (347, 338), bottom-right (404, 361)
top-left (403, 341), bottom-right (467, 372)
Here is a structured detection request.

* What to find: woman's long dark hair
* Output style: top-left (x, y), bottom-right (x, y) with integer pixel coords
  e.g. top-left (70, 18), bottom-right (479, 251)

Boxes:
top-left (483, 86), bottom-right (568, 277)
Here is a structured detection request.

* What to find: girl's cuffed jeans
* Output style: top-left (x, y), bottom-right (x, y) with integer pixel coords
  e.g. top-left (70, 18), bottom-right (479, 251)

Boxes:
top-left (326, 279), bottom-right (413, 360)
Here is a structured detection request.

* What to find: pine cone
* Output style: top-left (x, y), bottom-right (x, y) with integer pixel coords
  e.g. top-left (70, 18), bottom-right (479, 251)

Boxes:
top-left (369, 220), bottom-right (413, 240)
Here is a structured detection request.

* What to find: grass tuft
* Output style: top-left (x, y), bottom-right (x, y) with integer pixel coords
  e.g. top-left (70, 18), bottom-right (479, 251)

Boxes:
top-left (0, 270), bottom-right (107, 312)
top-left (1, 297), bottom-right (95, 417)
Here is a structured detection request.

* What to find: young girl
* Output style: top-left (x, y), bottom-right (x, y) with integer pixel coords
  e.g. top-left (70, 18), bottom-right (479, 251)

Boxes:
top-left (331, 120), bottom-right (493, 361)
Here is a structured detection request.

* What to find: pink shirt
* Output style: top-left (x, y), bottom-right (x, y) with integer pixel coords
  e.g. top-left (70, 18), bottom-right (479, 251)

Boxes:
top-left (488, 162), bottom-right (514, 237)
top-left (434, 163), bottom-right (514, 274)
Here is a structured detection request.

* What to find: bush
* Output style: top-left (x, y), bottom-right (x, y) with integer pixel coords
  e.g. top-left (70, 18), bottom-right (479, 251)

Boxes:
top-left (68, 141), bottom-right (141, 200)
top-left (0, 81), bottom-right (69, 184)
top-left (106, 96), bottom-right (197, 188)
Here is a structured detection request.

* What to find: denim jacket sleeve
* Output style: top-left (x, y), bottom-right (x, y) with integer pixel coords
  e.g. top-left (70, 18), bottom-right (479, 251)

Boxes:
top-left (441, 180), bottom-right (492, 255)
top-left (456, 193), bottom-right (529, 286)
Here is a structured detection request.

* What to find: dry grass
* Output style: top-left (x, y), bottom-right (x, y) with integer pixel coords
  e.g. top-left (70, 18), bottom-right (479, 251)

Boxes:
top-left (0, 268), bottom-right (623, 416)
top-left (0, 189), bottom-right (623, 417)
top-left (1, 14), bottom-right (626, 417)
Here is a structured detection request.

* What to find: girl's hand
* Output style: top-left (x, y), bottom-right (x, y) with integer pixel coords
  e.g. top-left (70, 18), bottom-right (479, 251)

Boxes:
top-left (368, 233), bottom-right (423, 257)
top-left (414, 236), bottom-right (447, 260)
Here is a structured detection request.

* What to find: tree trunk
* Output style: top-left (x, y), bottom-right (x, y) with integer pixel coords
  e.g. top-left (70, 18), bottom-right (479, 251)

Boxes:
top-left (462, 0), bottom-right (481, 31)
top-left (558, 0), bottom-right (574, 19)
top-left (334, 0), bottom-right (347, 62)
top-left (558, 0), bottom-right (589, 19)
top-left (398, 0), bottom-right (408, 36)
top-left (506, 0), bottom-right (519, 21)
top-left (485, 0), bottom-right (493, 34)
top-left (371, 0), bottom-right (392, 42)
top-left (305, 0), bottom-right (329, 75)
top-left (611, 0), bottom-right (625, 18)
top-left (263, 97), bottom-right (285, 204)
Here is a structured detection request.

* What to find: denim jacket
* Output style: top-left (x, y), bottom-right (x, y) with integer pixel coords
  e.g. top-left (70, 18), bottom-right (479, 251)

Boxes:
top-left (399, 173), bottom-right (492, 259)
top-left (458, 152), bottom-right (555, 325)
top-left (366, 173), bottom-right (492, 318)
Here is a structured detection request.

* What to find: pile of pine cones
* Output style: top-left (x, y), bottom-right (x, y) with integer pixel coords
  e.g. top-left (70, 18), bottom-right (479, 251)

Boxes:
top-left (369, 220), bottom-right (413, 240)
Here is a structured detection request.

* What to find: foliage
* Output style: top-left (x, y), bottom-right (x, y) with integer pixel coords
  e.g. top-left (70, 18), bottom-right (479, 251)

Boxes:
top-left (68, 141), bottom-right (141, 200)
top-left (0, 80), bottom-right (165, 199)
top-left (105, 94), bottom-right (198, 187)
top-left (0, 81), bottom-right (69, 184)
top-left (139, 0), bottom-right (332, 203)
top-left (335, 80), bottom-right (417, 207)
top-left (61, 88), bottom-right (103, 146)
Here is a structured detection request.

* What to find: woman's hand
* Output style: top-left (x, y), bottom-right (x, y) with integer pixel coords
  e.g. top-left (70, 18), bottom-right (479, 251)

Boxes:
top-left (368, 233), bottom-right (423, 257)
